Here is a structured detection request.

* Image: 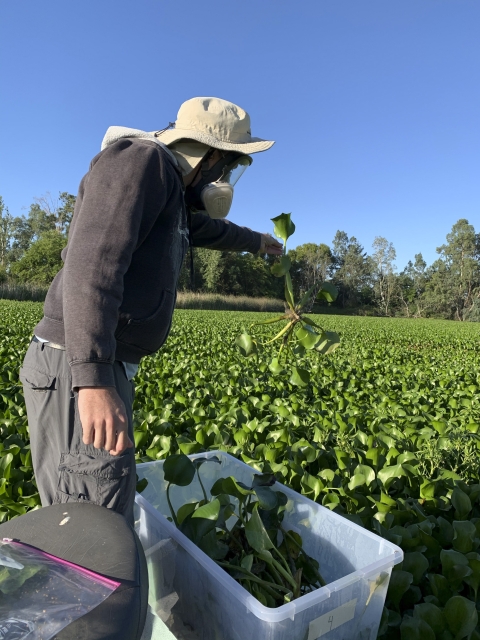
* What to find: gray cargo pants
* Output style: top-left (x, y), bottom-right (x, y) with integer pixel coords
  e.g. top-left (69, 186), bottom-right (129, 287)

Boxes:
top-left (20, 339), bottom-right (136, 525)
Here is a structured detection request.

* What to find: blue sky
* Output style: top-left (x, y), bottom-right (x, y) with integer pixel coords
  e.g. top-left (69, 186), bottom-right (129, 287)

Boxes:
top-left (1, 0), bottom-right (479, 270)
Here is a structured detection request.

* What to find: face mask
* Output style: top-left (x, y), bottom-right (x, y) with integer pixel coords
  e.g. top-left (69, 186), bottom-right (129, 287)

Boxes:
top-left (185, 151), bottom-right (252, 219)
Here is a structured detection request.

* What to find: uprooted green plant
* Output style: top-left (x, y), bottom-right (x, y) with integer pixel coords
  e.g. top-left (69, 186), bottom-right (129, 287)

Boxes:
top-left (163, 453), bottom-right (326, 608)
top-left (235, 214), bottom-right (340, 387)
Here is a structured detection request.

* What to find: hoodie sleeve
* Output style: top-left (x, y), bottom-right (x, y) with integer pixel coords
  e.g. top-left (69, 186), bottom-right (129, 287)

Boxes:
top-left (190, 213), bottom-right (262, 253)
top-left (63, 140), bottom-right (169, 389)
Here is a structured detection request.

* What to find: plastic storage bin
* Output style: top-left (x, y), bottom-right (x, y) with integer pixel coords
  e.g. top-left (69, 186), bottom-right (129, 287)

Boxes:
top-left (135, 451), bottom-right (402, 640)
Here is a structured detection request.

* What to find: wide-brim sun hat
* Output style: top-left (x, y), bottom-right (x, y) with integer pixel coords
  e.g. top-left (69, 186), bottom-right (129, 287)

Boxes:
top-left (154, 97), bottom-right (275, 155)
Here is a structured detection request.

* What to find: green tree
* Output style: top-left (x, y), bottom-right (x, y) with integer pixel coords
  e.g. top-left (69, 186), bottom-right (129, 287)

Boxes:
top-left (8, 216), bottom-right (34, 264)
top-left (397, 253), bottom-right (427, 317)
top-left (197, 248), bottom-right (222, 292)
top-left (331, 231), bottom-right (373, 307)
top-left (10, 231), bottom-right (67, 285)
top-left (0, 196), bottom-right (14, 268)
top-left (425, 219), bottom-right (479, 320)
top-left (371, 236), bottom-right (397, 316)
top-left (56, 192), bottom-right (76, 235)
top-left (289, 243), bottom-right (333, 297)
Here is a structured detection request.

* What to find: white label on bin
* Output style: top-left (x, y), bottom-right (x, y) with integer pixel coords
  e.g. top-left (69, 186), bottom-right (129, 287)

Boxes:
top-left (308, 598), bottom-right (357, 639)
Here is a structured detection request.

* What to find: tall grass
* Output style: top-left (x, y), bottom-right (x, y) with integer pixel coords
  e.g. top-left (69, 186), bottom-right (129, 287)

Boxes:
top-left (176, 292), bottom-right (284, 312)
top-left (0, 283), bottom-right (48, 302)
top-left (0, 287), bottom-right (285, 311)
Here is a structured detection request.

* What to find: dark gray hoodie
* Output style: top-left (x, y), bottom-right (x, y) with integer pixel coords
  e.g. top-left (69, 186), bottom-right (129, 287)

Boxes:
top-left (34, 138), bottom-right (261, 388)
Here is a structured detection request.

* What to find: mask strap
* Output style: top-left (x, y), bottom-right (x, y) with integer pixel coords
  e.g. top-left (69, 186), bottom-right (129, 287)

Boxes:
top-left (200, 149), bottom-right (216, 178)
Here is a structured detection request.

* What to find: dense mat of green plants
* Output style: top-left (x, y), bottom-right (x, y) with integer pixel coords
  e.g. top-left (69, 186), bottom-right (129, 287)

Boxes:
top-left (1, 300), bottom-right (480, 638)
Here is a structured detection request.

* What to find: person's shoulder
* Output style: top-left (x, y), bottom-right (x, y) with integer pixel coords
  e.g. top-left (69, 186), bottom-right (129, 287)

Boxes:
top-left (89, 138), bottom-right (167, 171)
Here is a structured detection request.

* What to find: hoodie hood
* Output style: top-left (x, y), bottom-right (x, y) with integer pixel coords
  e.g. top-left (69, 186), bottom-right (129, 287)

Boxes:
top-left (101, 126), bottom-right (178, 165)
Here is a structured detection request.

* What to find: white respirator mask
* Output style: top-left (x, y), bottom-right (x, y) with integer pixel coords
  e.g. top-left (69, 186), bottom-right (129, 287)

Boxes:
top-left (184, 151), bottom-right (252, 219)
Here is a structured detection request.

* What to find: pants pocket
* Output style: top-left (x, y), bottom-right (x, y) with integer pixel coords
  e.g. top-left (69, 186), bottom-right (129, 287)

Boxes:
top-left (55, 451), bottom-right (132, 513)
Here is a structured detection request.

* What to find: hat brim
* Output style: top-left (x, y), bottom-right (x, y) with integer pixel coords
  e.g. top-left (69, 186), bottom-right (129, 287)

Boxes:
top-left (155, 127), bottom-right (275, 154)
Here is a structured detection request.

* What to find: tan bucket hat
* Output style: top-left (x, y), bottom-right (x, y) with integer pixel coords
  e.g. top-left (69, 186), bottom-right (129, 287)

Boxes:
top-left (155, 97), bottom-right (275, 154)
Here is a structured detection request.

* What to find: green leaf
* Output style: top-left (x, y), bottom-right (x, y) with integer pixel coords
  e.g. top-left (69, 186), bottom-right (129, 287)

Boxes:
top-left (427, 573), bottom-right (453, 606)
top-left (198, 529), bottom-right (229, 560)
top-left (0, 562), bottom-right (44, 594)
top-left (289, 366), bottom-right (310, 387)
top-left (192, 498), bottom-right (221, 520)
top-left (437, 517), bottom-right (455, 547)
top-left (271, 213), bottom-right (295, 244)
top-left (400, 616), bottom-right (435, 640)
top-left (387, 570), bottom-right (413, 609)
top-left (296, 325), bottom-right (322, 350)
top-left (348, 473), bottom-right (367, 490)
top-left (413, 603), bottom-right (446, 635)
top-left (180, 515), bottom-right (216, 545)
top-left (0, 453), bottom-right (14, 481)
top-left (245, 504), bottom-right (275, 552)
top-left (301, 472), bottom-right (324, 501)
top-left (192, 455), bottom-right (221, 470)
top-left (254, 486), bottom-right (279, 510)
top-left (441, 549), bottom-right (472, 586)
top-left (316, 281), bottom-right (338, 303)
top-left (177, 501), bottom-right (199, 525)
top-left (354, 464), bottom-right (375, 486)
top-left (452, 520), bottom-right (477, 554)
top-left (241, 554), bottom-right (254, 572)
top-left (135, 477), bottom-right (148, 493)
top-left (163, 453), bottom-right (195, 486)
top-left (378, 464), bottom-right (407, 489)
top-left (402, 552), bottom-right (429, 585)
top-left (315, 331), bottom-right (341, 355)
top-left (252, 473), bottom-right (276, 488)
top-left (444, 595), bottom-right (478, 640)
top-left (268, 358), bottom-right (283, 375)
top-left (271, 255), bottom-right (291, 278)
top-left (211, 476), bottom-right (254, 501)
top-left (451, 487), bottom-right (472, 520)
top-left (134, 430), bottom-right (148, 448)
top-left (464, 553), bottom-right (480, 599)
top-left (236, 333), bottom-right (257, 357)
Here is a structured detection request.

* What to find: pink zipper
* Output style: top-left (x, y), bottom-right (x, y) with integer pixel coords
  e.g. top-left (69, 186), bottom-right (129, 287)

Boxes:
top-left (2, 539), bottom-right (121, 590)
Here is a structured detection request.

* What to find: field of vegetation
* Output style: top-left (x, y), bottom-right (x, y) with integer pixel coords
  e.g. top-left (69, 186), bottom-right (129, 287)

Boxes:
top-left (1, 299), bottom-right (480, 638)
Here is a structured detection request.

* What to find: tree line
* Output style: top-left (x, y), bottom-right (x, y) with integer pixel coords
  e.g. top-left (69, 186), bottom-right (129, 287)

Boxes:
top-left (1, 193), bottom-right (479, 321)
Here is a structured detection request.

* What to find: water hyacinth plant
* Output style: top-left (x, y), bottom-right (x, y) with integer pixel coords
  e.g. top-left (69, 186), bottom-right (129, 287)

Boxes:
top-left (163, 453), bottom-right (326, 608)
top-left (235, 213), bottom-right (341, 386)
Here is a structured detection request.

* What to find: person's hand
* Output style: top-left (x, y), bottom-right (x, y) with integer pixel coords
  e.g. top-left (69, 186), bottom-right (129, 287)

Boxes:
top-left (77, 387), bottom-right (133, 456)
top-left (259, 233), bottom-right (283, 255)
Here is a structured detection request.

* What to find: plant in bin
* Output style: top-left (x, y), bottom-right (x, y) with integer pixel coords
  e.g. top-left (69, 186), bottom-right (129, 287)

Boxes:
top-left (163, 453), bottom-right (326, 608)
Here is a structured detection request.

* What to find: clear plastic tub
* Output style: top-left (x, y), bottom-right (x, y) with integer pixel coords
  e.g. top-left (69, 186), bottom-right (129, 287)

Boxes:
top-left (135, 451), bottom-right (402, 640)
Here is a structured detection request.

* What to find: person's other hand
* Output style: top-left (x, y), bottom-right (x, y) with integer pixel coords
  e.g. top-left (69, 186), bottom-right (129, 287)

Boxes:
top-left (259, 233), bottom-right (283, 255)
top-left (78, 387), bottom-right (134, 456)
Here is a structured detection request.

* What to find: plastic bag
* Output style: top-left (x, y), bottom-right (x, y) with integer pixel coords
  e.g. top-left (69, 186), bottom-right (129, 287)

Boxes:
top-left (0, 538), bottom-right (120, 640)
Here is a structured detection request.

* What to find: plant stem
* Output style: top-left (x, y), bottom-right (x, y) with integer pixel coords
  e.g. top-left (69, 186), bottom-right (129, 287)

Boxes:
top-left (197, 467), bottom-right (208, 503)
top-left (270, 555), bottom-right (298, 591)
top-left (266, 563), bottom-right (286, 588)
top-left (273, 546), bottom-right (294, 575)
top-left (166, 483), bottom-right (179, 527)
top-left (216, 562), bottom-right (291, 594)
top-left (246, 579), bottom-right (283, 603)
top-left (281, 527), bottom-right (327, 587)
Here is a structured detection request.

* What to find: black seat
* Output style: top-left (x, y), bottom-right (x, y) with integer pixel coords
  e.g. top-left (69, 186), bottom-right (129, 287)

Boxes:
top-left (0, 502), bottom-right (148, 640)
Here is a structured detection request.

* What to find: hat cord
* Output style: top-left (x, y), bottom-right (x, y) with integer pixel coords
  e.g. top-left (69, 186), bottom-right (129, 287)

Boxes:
top-left (154, 122), bottom-right (176, 136)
